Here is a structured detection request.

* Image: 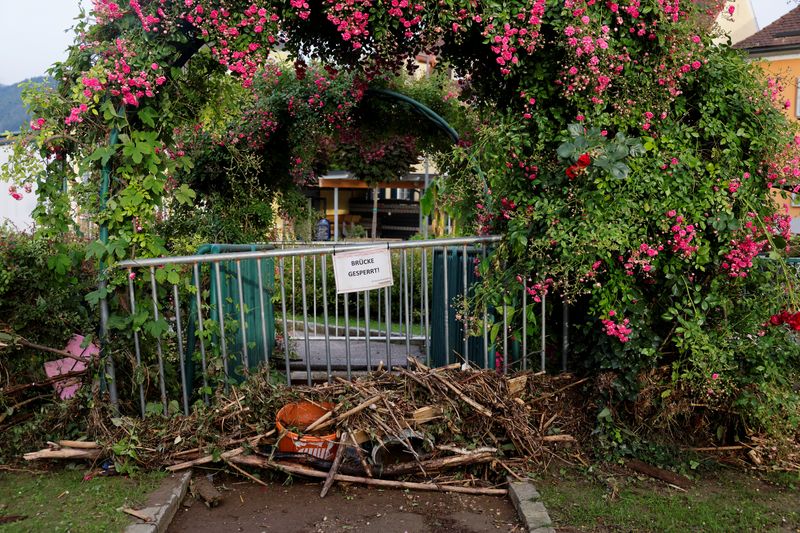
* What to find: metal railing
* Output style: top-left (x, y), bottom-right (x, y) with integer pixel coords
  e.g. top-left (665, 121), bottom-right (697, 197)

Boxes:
top-left (112, 235), bottom-right (568, 416)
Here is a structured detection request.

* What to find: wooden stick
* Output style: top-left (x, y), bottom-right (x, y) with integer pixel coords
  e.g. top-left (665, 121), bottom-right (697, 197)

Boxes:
top-left (121, 507), bottom-right (153, 522)
top-left (429, 373), bottom-right (492, 417)
top-left (57, 440), bottom-right (99, 449)
top-left (542, 434), bottom-right (575, 443)
top-left (686, 445), bottom-right (746, 452)
top-left (380, 452), bottom-right (495, 476)
top-left (172, 430), bottom-right (276, 458)
top-left (303, 410), bottom-right (334, 434)
top-left (230, 455), bottom-right (508, 496)
top-left (24, 447), bottom-right (100, 461)
top-left (348, 428), bottom-right (373, 478)
top-left (626, 459), bottom-right (691, 489)
top-left (166, 431), bottom-right (274, 471)
top-left (320, 435), bottom-right (347, 498)
top-left (225, 459), bottom-right (269, 488)
top-left (307, 395), bottom-right (382, 433)
top-left (167, 447), bottom-right (244, 472)
top-left (17, 339), bottom-right (92, 363)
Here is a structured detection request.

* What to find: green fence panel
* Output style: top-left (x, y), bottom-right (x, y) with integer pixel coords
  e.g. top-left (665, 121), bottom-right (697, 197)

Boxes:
top-left (185, 244), bottom-right (276, 391)
top-left (430, 247), bottom-right (493, 368)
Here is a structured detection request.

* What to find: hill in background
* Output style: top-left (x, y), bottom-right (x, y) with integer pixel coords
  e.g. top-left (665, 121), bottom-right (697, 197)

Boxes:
top-left (0, 77), bottom-right (51, 133)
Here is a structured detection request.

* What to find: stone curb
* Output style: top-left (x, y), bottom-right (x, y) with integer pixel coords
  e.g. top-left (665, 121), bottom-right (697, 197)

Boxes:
top-left (507, 476), bottom-right (556, 533)
top-left (124, 470), bottom-right (192, 533)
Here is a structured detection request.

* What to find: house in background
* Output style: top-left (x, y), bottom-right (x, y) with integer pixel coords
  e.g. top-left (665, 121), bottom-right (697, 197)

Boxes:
top-left (734, 5), bottom-right (800, 232)
top-left (715, 0), bottom-right (758, 45)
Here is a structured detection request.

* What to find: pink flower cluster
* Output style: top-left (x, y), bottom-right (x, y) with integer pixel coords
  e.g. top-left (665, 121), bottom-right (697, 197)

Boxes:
top-left (666, 212), bottom-right (698, 258)
top-left (29, 118), bottom-right (45, 131)
top-left (516, 276), bottom-right (553, 303)
top-left (601, 313), bottom-right (632, 343)
top-left (481, 0), bottom-right (546, 75)
top-left (65, 104), bottom-right (89, 125)
top-left (325, 0), bottom-right (373, 50)
top-left (621, 242), bottom-right (661, 276)
top-left (92, 0), bottom-right (124, 24)
top-left (386, 0), bottom-right (425, 39)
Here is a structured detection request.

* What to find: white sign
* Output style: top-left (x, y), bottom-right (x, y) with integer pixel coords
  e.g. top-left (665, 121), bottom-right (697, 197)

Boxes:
top-left (332, 247), bottom-right (394, 294)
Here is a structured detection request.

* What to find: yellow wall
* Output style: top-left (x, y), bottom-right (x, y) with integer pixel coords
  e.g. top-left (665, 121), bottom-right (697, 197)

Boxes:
top-left (751, 58), bottom-right (800, 221)
top-left (754, 57), bottom-right (800, 119)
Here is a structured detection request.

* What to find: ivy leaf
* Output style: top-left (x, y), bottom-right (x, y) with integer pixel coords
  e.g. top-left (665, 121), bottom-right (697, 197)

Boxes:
top-left (86, 240), bottom-right (107, 260)
top-left (143, 317), bottom-right (169, 338)
top-left (138, 106), bottom-right (157, 128)
top-left (174, 184), bottom-right (197, 205)
top-left (47, 253), bottom-right (71, 275)
top-left (556, 142), bottom-right (574, 159)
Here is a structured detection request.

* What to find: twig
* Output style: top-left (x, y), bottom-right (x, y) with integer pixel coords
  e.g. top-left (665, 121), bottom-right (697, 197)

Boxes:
top-left (226, 459), bottom-right (269, 487)
top-left (230, 456), bottom-right (508, 496)
top-left (320, 435), bottom-right (347, 498)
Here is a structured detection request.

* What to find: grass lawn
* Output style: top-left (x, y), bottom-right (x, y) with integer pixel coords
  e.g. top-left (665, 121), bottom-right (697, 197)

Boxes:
top-left (0, 468), bottom-right (164, 532)
top-left (535, 466), bottom-right (799, 532)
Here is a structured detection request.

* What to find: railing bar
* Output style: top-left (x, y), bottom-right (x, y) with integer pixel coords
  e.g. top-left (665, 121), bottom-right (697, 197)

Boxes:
top-left (236, 260), bottom-right (249, 373)
top-left (522, 280), bottom-right (527, 372)
top-left (313, 255), bottom-right (317, 337)
top-left (149, 266), bottom-right (168, 415)
top-left (403, 249), bottom-right (410, 363)
top-left (256, 258), bottom-right (270, 371)
top-left (344, 292), bottom-right (352, 380)
top-left (503, 298), bottom-right (509, 375)
top-left (173, 283), bottom-right (189, 416)
top-left (291, 256), bottom-right (296, 337)
top-left (300, 256), bottom-right (312, 386)
top-left (423, 247), bottom-right (430, 367)
top-left (321, 255), bottom-right (332, 384)
top-left (462, 244), bottom-right (468, 366)
top-left (365, 290), bottom-right (372, 372)
top-left (116, 236), bottom-right (504, 268)
top-left (193, 263), bottom-right (209, 404)
top-left (213, 262), bottom-right (229, 384)
top-left (279, 258), bottom-right (292, 386)
top-left (541, 294), bottom-right (546, 373)
top-left (384, 286), bottom-right (391, 370)
top-left (443, 245), bottom-right (450, 366)
top-left (128, 270), bottom-right (146, 417)
top-left (482, 246), bottom-right (488, 370)
top-left (562, 300), bottom-right (569, 372)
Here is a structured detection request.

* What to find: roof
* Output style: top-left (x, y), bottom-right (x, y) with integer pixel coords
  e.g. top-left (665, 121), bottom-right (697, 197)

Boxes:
top-left (735, 5), bottom-right (800, 53)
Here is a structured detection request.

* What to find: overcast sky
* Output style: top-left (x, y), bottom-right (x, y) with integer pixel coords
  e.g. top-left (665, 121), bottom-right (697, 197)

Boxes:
top-left (0, 0), bottom-right (799, 85)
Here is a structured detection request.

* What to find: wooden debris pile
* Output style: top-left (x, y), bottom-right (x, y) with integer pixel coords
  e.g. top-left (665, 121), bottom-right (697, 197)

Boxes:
top-left (24, 359), bottom-right (593, 495)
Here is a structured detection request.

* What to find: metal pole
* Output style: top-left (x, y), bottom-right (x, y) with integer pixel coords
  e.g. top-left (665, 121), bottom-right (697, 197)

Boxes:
top-left (236, 261), bottom-right (249, 373)
top-left (213, 262), bottom-right (229, 384)
top-left (423, 247), bottom-right (430, 366)
top-left (384, 286), bottom-right (391, 368)
top-left (541, 294), bottom-right (546, 373)
top-left (334, 187), bottom-right (339, 242)
top-left (150, 267), bottom-right (168, 415)
top-left (193, 263), bottom-right (209, 404)
top-left (344, 292), bottom-right (352, 380)
top-left (256, 259), bottom-right (270, 369)
top-left (128, 271), bottom-right (146, 417)
top-left (443, 245), bottom-right (450, 365)
top-left (321, 255), bottom-right (332, 383)
top-left (522, 281), bottom-right (527, 372)
top-left (403, 250), bottom-right (410, 364)
top-left (279, 258), bottom-right (292, 385)
top-left (300, 256), bottom-right (312, 386)
top-left (482, 246), bottom-right (488, 370)
top-left (562, 300), bottom-right (569, 372)
top-left (462, 244), bottom-right (468, 365)
top-left (503, 299), bottom-right (508, 374)
top-left (173, 284), bottom-right (190, 415)
top-left (365, 290), bottom-right (372, 371)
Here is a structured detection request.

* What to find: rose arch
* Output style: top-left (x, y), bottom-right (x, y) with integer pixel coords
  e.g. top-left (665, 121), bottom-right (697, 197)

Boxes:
top-left (5, 0), bottom-right (800, 435)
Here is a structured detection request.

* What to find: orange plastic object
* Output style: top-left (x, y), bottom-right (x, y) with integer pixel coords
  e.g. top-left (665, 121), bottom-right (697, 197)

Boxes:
top-left (275, 401), bottom-right (338, 461)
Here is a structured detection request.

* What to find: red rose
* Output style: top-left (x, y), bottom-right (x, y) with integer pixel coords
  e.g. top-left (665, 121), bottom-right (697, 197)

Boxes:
top-left (566, 165), bottom-right (579, 179)
top-left (577, 153), bottom-right (591, 168)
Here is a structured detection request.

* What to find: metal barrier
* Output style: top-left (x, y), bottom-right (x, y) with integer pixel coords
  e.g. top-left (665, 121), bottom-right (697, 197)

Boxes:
top-left (114, 235), bottom-right (566, 416)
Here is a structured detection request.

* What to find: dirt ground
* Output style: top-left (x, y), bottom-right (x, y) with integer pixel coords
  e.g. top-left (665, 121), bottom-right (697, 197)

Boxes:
top-left (168, 477), bottom-right (523, 533)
